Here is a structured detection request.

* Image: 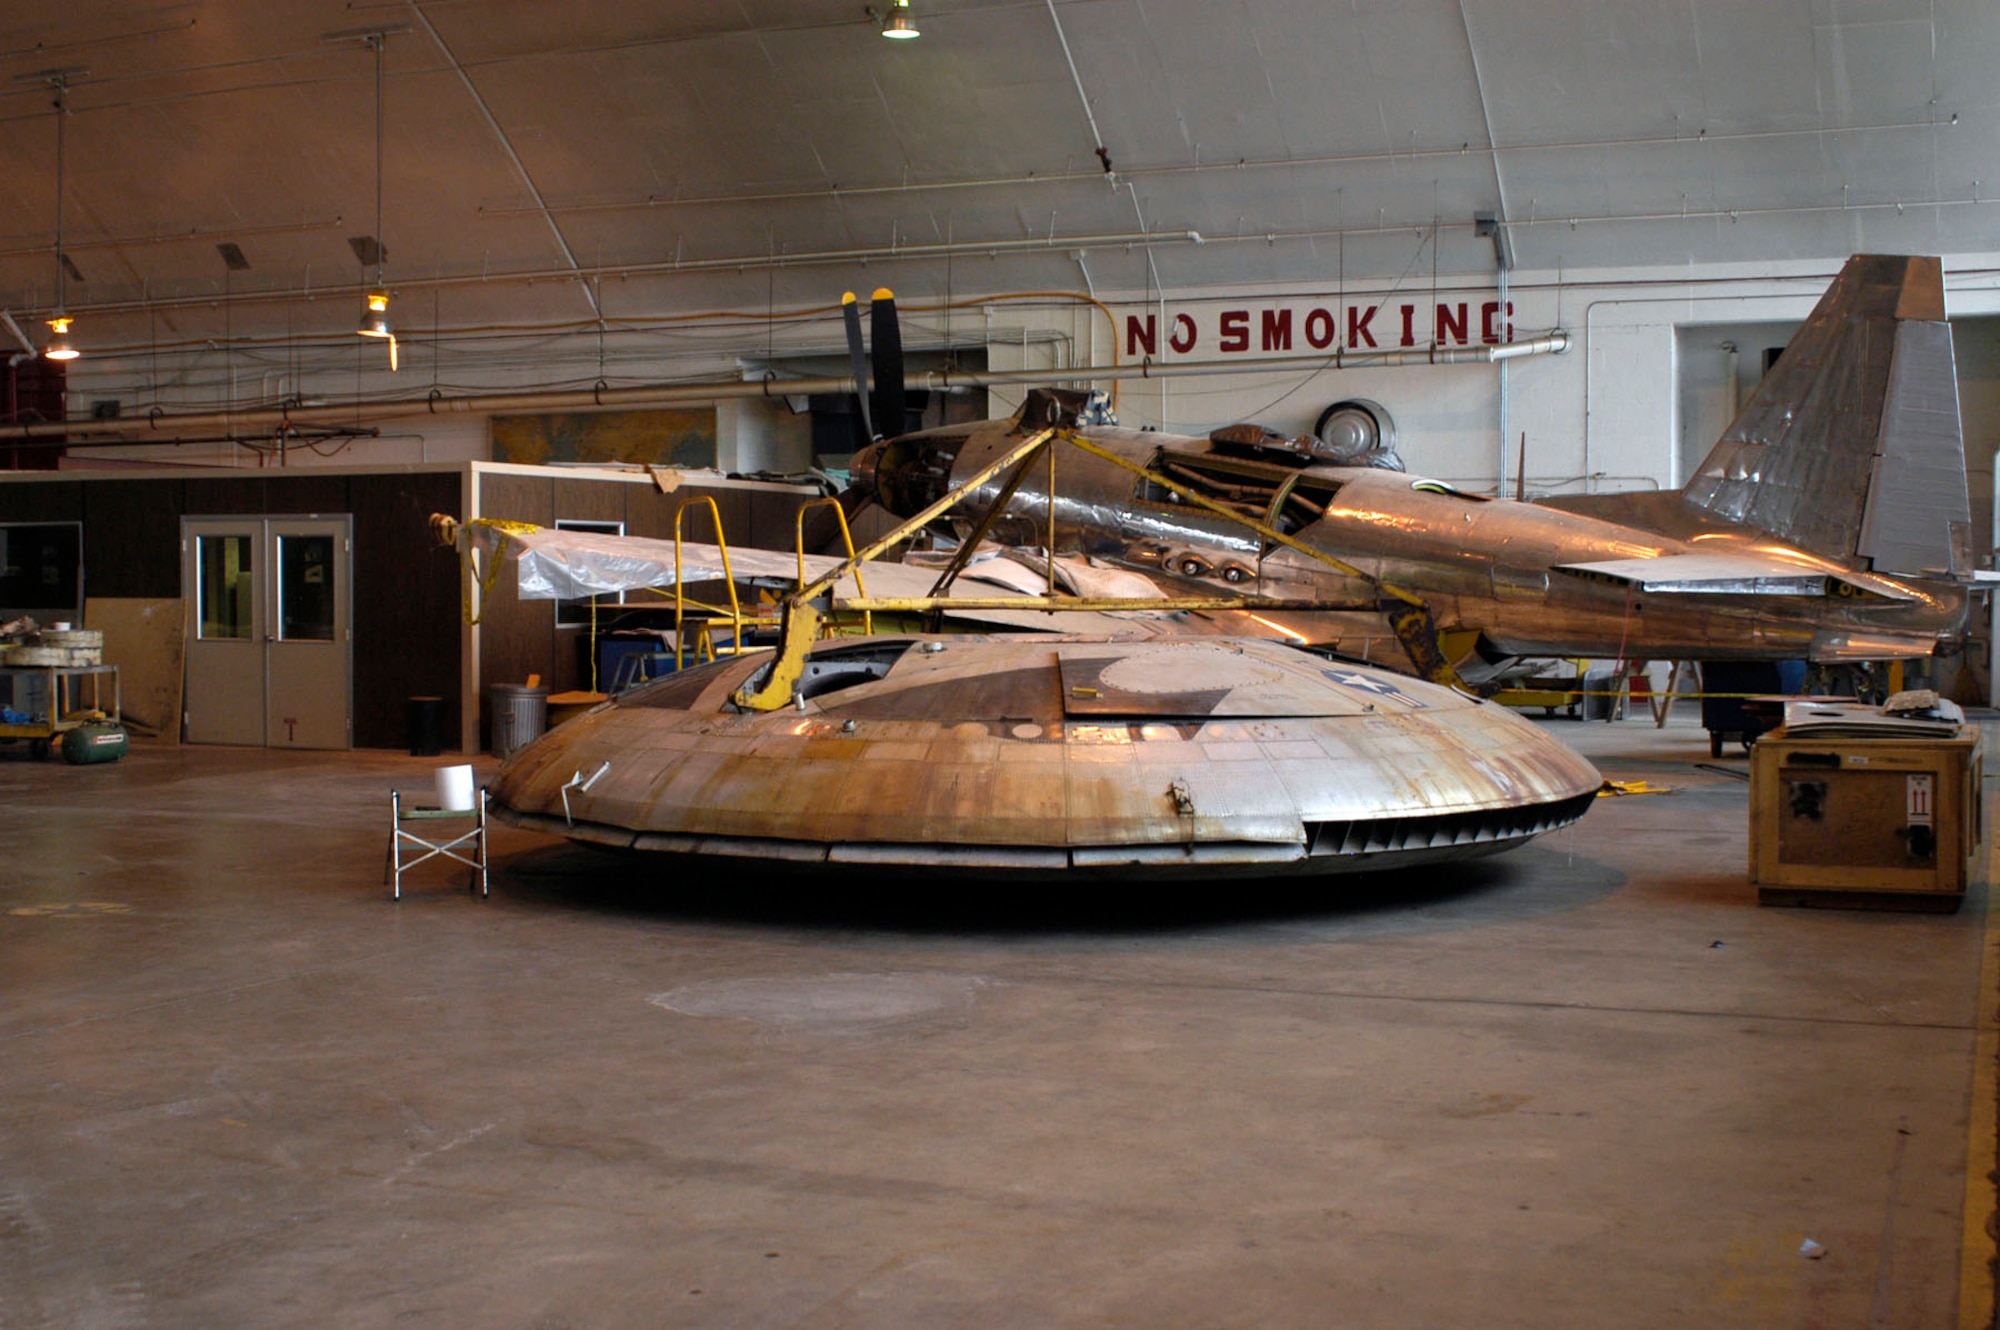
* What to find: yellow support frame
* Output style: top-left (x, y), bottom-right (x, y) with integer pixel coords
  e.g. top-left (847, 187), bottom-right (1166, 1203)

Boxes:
top-left (673, 496), bottom-right (747, 671)
top-left (733, 425), bottom-right (1464, 713)
top-left (795, 497), bottom-right (871, 637)
top-left (732, 424), bottom-right (1469, 712)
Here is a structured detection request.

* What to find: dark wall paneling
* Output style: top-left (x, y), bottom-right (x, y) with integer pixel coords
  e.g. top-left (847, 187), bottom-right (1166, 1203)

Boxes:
top-left (621, 482), bottom-right (814, 548)
top-left (0, 480), bottom-right (83, 521)
top-left (552, 477), bottom-right (625, 526)
top-left (182, 477), bottom-right (267, 515)
top-left (83, 480), bottom-right (185, 600)
top-left (351, 472), bottom-right (464, 751)
top-left (263, 474), bottom-right (351, 517)
top-left (676, 488), bottom-right (752, 551)
top-left (749, 487), bottom-right (817, 551)
top-left (476, 472), bottom-right (556, 749)
top-left (480, 473), bottom-right (553, 527)
top-left (625, 487), bottom-right (675, 541)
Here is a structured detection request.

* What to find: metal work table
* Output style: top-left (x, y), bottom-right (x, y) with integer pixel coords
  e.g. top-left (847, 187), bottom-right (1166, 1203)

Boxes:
top-left (0, 663), bottom-right (121, 759)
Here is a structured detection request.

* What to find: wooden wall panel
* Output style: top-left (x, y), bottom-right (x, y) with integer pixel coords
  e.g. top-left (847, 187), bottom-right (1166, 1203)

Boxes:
top-left (83, 480), bottom-right (184, 599)
top-left (676, 488), bottom-right (750, 549)
top-left (552, 477), bottom-right (625, 526)
top-left (1, 469), bottom-right (473, 750)
top-left (625, 486), bottom-right (675, 540)
top-left (475, 472), bottom-right (555, 749)
top-left (748, 487), bottom-right (817, 552)
top-left (263, 473), bottom-right (351, 517)
top-left (351, 472), bottom-right (463, 751)
top-left (182, 477), bottom-right (267, 515)
top-left (479, 473), bottom-right (553, 526)
top-left (0, 480), bottom-right (82, 520)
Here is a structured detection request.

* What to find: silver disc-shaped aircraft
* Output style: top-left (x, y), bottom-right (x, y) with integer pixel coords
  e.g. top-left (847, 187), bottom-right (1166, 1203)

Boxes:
top-left (490, 635), bottom-right (1601, 880)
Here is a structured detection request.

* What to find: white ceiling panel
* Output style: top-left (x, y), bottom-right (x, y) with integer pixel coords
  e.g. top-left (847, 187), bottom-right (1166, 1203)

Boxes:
top-left (0, 0), bottom-right (1992, 392)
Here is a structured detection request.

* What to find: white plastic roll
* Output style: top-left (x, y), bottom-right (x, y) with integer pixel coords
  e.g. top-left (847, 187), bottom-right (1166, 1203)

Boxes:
top-left (435, 764), bottom-right (475, 812)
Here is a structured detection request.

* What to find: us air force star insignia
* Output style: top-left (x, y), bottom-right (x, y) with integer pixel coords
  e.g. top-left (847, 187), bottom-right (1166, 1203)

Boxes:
top-left (1324, 669), bottom-right (1428, 708)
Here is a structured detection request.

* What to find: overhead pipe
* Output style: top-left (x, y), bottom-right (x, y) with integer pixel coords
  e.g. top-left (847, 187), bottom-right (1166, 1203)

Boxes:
top-left (0, 311), bottom-right (38, 358)
top-left (47, 229), bottom-right (1207, 324)
top-left (10, 331), bottom-right (1569, 444)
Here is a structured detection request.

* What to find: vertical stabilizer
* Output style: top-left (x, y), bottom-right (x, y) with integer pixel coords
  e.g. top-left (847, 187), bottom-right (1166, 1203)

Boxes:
top-left (1682, 254), bottom-right (1971, 576)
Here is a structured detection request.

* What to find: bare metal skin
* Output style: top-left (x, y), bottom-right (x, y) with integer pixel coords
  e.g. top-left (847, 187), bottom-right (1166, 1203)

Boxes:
top-left (491, 635), bottom-right (1603, 880)
top-left (855, 254), bottom-right (1972, 672)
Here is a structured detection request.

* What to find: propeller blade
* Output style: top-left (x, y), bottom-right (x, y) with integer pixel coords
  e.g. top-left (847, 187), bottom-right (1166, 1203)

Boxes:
top-left (841, 291), bottom-right (875, 446)
top-left (868, 287), bottom-right (906, 441)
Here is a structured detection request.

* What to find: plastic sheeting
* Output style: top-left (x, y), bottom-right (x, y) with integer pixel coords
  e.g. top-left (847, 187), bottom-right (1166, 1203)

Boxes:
top-left (471, 524), bottom-right (843, 601)
top-left (472, 522), bottom-right (1169, 605)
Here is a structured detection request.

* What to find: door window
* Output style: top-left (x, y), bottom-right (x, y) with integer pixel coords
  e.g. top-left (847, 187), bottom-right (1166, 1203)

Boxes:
top-left (197, 535), bottom-right (255, 640)
top-left (277, 534), bottom-right (336, 641)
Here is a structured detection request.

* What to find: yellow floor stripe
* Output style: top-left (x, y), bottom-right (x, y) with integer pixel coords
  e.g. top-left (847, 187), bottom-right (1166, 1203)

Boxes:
top-left (1960, 749), bottom-right (1998, 1330)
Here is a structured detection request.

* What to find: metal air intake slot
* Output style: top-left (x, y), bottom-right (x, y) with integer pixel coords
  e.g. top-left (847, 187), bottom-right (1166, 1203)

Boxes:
top-left (1305, 790), bottom-right (1597, 857)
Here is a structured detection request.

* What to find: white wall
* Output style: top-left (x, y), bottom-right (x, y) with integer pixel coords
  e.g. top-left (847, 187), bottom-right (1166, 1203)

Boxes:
top-left (54, 253), bottom-right (2000, 542)
top-left (1674, 320), bottom-right (1799, 484)
top-left (714, 398), bottom-right (814, 476)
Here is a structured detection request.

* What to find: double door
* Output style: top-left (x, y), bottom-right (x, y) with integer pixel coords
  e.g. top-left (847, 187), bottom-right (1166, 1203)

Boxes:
top-left (183, 516), bottom-right (352, 748)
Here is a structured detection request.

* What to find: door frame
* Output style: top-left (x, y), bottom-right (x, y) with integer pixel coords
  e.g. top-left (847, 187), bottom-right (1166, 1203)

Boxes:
top-left (181, 514), bottom-right (354, 749)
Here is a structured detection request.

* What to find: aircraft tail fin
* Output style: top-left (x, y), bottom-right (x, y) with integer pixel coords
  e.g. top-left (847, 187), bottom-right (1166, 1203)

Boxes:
top-left (1682, 254), bottom-right (1972, 578)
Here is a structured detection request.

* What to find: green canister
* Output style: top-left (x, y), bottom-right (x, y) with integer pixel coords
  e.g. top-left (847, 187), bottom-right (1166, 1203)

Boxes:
top-left (60, 723), bottom-right (129, 765)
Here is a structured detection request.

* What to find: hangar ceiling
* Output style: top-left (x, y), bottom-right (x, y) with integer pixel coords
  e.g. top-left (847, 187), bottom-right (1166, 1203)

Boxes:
top-left (0, 1), bottom-right (1994, 400)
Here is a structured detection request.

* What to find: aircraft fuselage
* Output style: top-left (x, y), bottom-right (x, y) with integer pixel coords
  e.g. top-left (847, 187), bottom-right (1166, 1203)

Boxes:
top-left (859, 420), bottom-right (1967, 665)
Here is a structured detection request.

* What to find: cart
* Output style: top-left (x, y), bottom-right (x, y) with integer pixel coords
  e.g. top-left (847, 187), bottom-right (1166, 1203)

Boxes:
top-left (0, 663), bottom-right (121, 760)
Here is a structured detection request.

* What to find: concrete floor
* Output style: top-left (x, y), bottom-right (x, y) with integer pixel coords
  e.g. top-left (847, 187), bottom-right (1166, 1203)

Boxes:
top-left (0, 711), bottom-right (1994, 1328)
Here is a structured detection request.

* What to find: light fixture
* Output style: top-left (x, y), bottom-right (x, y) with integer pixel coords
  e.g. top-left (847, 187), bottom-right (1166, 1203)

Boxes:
top-left (357, 290), bottom-right (391, 339)
top-left (44, 316), bottom-right (78, 362)
top-left (354, 32), bottom-right (398, 370)
top-left (881, 0), bottom-right (920, 39)
top-left (43, 72), bottom-right (78, 362)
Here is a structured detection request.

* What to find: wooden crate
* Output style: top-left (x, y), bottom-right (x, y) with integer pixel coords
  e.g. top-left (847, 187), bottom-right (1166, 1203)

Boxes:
top-left (1750, 730), bottom-right (1982, 911)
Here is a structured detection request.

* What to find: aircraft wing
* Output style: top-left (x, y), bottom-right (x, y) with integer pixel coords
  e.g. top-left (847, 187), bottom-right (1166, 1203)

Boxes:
top-left (473, 522), bottom-right (1205, 635)
top-left (474, 523), bottom-right (1403, 646)
top-left (1553, 552), bottom-right (1919, 601)
top-left (490, 525), bottom-right (835, 600)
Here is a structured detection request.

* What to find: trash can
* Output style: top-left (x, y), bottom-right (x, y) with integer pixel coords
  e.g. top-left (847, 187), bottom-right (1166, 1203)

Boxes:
top-left (490, 683), bottom-right (549, 758)
top-left (406, 696), bottom-right (444, 757)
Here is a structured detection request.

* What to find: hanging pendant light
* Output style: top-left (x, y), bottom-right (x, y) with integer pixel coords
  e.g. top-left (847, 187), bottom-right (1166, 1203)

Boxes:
top-left (353, 32), bottom-right (398, 370)
top-left (44, 316), bottom-right (78, 362)
top-left (43, 73), bottom-right (78, 362)
top-left (881, 0), bottom-right (920, 39)
top-left (357, 290), bottom-right (391, 339)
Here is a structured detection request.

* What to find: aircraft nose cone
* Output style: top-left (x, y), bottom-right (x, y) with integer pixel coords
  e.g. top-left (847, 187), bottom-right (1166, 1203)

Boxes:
top-left (850, 439), bottom-right (884, 497)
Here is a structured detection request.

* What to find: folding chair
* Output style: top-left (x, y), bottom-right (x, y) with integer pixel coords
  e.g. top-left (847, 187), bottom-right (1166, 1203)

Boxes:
top-left (385, 786), bottom-right (489, 900)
